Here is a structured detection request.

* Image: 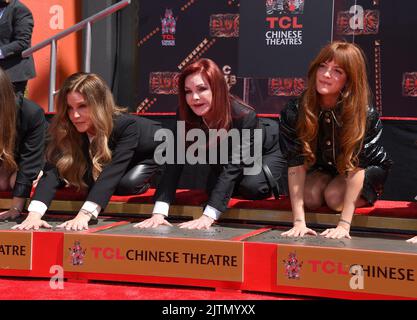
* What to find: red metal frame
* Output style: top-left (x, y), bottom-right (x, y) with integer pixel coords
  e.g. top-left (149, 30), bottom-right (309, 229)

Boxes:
top-left (0, 227), bottom-right (415, 299)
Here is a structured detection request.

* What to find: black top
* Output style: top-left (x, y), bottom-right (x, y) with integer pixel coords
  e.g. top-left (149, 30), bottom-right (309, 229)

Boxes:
top-left (13, 95), bottom-right (47, 198)
top-left (32, 114), bottom-right (161, 209)
top-left (279, 98), bottom-right (392, 170)
top-left (0, 0), bottom-right (35, 82)
top-left (154, 99), bottom-right (259, 214)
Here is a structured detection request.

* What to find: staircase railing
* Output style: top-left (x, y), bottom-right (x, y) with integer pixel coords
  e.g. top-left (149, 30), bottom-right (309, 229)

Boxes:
top-left (22, 0), bottom-right (131, 112)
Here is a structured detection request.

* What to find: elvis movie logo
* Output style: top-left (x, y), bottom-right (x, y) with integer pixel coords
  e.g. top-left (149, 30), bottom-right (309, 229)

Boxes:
top-left (69, 241), bottom-right (86, 266)
top-left (265, 0), bottom-right (304, 46)
top-left (402, 72), bottom-right (417, 97)
top-left (283, 252), bottom-right (303, 280)
top-left (336, 5), bottom-right (379, 35)
top-left (266, 0), bottom-right (305, 15)
top-left (149, 72), bottom-right (179, 95)
top-left (268, 77), bottom-right (305, 96)
top-left (210, 14), bottom-right (239, 38)
top-left (161, 8), bottom-right (177, 46)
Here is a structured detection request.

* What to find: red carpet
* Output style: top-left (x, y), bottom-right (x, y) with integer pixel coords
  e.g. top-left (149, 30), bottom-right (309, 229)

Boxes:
top-left (0, 278), bottom-right (300, 300)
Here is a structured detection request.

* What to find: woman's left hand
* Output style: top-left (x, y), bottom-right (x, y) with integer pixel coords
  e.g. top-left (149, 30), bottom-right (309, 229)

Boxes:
top-left (0, 208), bottom-right (22, 220)
top-left (178, 215), bottom-right (214, 230)
top-left (320, 225), bottom-right (351, 239)
top-left (57, 211), bottom-right (91, 231)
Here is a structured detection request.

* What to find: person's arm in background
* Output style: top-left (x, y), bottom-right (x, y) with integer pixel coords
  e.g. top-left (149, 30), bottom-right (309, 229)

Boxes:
top-left (0, 2), bottom-right (34, 59)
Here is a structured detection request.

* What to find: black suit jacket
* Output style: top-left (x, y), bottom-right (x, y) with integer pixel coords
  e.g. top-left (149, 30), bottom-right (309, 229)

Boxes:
top-left (0, 0), bottom-right (35, 82)
top-left (32, 114), bottom-right (161, 209)
top-left (13, 95), bottom-right (47, 198)
top-left (154, 99), bottom-right (258, 214)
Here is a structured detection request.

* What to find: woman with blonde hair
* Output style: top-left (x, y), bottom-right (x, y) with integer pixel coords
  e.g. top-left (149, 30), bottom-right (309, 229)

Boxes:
top-left (279, 41), bottom-right (392, 239)
top-left (14, 72), bottom-right (161, 230)
top-left (0, 66), bottom-right (46, 220)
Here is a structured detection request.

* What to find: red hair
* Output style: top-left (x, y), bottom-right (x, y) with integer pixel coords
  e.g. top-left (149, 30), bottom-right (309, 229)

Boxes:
top-left (298, 41), bottom-right (370, 174)
top-left (178, 58), bottom-right (232, 131)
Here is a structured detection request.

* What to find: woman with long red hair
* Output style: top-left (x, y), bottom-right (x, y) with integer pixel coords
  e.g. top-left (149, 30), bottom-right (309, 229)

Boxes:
top-left (280, 41), bottom-right (392, 239)
top-left (135, 58), bottom-right (286, 230)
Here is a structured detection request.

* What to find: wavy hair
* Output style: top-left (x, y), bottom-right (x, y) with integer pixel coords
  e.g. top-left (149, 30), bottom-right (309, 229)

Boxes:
top-left (47, 72), bottom-right (125, 189)
top-left (297, 41), bottom-right (370, 174)
top-left (0, 67), bottom-right (17, 173)
top-left (178, 58), bottom-right (232, 131)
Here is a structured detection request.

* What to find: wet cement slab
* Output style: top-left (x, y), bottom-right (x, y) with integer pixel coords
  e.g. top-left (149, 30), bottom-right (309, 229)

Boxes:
top-left (245, 228), bottom-right (417, 254)
top-left (0, 215), bottom-right (120, 233)
top-left (97, 222), bottom-right (264, 240)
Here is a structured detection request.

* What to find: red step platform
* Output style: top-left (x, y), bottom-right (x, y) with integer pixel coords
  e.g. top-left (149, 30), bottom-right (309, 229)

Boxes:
top-left (1, 216), bottom-right (416, 300)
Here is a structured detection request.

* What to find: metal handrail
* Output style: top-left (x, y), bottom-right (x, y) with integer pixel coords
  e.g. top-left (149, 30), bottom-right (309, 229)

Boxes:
top-left (22, 0), bottom-right (131, 112)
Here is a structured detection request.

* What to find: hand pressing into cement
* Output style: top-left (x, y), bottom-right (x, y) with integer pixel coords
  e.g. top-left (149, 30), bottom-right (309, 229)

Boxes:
top-left (134, 213), bottom-right (173, 228)
top-left (178, 214), bottom-right (214, 230)
top-left (12, 212), bottom-right (52, 230)
top-left (281, 220), bottom-right (317, 237)
top-left (406, 236), bottom-right (417, 244)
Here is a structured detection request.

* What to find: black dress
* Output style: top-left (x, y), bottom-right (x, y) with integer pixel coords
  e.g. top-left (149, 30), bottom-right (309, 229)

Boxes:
top-left (279, 98), bottom-right (393, 205)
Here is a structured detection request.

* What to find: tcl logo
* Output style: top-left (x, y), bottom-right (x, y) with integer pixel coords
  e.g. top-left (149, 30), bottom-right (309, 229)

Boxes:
top-left (308, 260), bottom-right (349, 275)
top-left (91, 247), bottom-right (125, 260)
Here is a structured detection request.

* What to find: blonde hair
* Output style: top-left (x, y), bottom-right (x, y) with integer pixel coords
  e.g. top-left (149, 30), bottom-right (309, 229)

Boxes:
top-left (297, 41), bottom-right (370, 174)
top-left (47, 72), bottom-right (126, 189)
top-left (0, 68), bottom-right (17, 173)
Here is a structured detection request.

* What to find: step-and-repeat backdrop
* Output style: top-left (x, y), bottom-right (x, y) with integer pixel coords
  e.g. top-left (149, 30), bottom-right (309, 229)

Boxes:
top-left (133, 0), bottom-right (416, 118)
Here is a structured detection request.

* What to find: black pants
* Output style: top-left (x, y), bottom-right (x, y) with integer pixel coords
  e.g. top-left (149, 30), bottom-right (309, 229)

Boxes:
top-left (208, 118), bottom-right (288, 200)
top-left (237, 118), bottom-right (287, 199)
top-left (114, 163), bottom-right (159, 195)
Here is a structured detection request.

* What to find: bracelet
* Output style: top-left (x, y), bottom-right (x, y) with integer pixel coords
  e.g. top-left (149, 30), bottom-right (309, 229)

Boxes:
top-left (11, 207), bottom-right (22, 214)
top-left (339, 218), bottom-right (351, 226)
top-left (80, 209), bottom-right (94, 219)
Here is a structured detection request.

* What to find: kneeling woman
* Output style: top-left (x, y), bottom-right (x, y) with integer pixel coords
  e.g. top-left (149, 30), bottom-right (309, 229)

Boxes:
top-left (14, 72), bottom-right (161, 230)
top-left (0, 67), bottom-right (47, 220)
top-left (279, 41), bottom-right (392, 239)
top-left (135, 58), bottom-right (286, 230)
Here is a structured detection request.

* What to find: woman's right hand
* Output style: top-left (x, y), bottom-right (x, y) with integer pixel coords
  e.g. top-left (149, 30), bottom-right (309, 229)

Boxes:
top-left (134, 213), bottom-right (172, 228)
top-left (281, 220), bottom-right (317, 237)
top-left (11, 212), bottom-right (52, 230)
top-left (406, 236), bottom-right (417, 244)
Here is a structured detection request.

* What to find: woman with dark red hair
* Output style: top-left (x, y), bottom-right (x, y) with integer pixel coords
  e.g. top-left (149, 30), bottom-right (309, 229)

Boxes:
top-left (135, 58), bottom-right (286, 229)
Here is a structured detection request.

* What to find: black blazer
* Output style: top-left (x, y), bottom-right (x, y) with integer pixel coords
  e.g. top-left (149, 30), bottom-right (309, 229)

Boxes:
top-left (32, 114), bottom-right (162, 209)
top-left (13, 95), bottom-right (47, 198)
top-left (154, 99), bottom-right (258, 214)
top-left (0, 0), bottom-right (35, 82)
